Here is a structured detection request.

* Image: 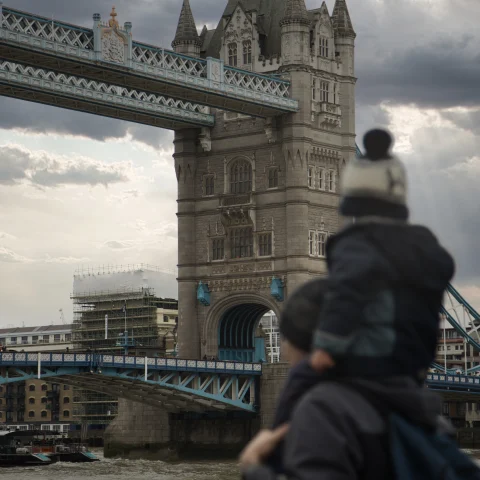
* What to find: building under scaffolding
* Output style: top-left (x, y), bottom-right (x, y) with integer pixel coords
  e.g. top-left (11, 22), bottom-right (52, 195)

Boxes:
top-left (70, 264), bottom-right (178, 432)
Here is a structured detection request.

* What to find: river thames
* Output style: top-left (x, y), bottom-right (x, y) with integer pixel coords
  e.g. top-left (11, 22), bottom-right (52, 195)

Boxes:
top-left (0, 452), bottom-right (240, 480)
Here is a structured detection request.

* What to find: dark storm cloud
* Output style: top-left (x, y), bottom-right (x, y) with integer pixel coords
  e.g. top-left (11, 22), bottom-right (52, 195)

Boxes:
top-left (0, 98), bottom-right (172, 149)
top-left (0, 144), bottom-right (131, 187)
top-left (357, 36), bottom-right (480, 109)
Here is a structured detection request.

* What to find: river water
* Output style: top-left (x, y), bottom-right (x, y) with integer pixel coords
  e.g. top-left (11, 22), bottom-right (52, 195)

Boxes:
top-left (0, 451), bottom-right (240, 480)
top-left (1, 450), bottom-right (479, 478)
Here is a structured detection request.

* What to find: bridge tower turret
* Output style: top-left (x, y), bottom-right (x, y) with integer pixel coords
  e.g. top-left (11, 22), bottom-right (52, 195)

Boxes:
top-left (171, 0), bottom-right (202, 57)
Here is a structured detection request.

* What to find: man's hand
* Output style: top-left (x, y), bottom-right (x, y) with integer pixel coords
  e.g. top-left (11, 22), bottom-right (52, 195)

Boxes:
top-left (239, 424), bottom-right (290, 468)
top-left (310, 349), bottom-right (335, 373)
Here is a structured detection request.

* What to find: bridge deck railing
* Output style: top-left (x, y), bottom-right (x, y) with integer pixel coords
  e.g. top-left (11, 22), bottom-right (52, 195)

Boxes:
top-left (0, 352), bottom-right (263, 375)
top-left (1, 6), bottom-right (294, 104)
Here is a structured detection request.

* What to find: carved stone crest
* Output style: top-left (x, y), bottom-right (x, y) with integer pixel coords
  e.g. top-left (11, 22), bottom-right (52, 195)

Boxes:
top-left (102, 30), bottom-right (125, 64)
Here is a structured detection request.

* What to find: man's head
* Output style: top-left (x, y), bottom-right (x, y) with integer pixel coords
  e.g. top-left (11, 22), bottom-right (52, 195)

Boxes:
top-left (279, 278), bottom-right (328, 365)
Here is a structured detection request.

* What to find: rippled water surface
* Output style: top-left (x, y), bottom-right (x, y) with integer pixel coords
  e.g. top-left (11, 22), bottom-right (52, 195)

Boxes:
top-left (1, 450), bottom-right (479, 478)
top-left (0, 451), bottom-right (240, 480)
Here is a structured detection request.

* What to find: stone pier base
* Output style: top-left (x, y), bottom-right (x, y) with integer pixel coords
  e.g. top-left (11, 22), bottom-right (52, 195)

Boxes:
top-left (104, 363), bottom-right (289, 460)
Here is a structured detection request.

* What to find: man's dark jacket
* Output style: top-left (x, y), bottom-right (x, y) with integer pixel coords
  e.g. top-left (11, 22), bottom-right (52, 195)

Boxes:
top-left (243, 377), bottom-right (448, 480)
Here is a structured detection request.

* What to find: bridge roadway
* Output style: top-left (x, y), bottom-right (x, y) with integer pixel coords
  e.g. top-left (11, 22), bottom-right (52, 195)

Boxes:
top-left (0, 5), bottom-right (298, 123)
top-left (0, 352), bottom-right (262, 413)
top-left (1, 352), bottom-right (479, 413)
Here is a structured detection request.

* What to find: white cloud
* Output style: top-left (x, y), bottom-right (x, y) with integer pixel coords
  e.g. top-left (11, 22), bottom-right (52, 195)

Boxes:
top-left (0, 143), bottom-right (133, 187)
top-left (0, 247), bottom-right (32, 264)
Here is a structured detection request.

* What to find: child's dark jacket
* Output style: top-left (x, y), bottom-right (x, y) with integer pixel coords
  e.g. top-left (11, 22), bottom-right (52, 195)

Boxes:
top-left (314, 223), bottom-right (455, 379)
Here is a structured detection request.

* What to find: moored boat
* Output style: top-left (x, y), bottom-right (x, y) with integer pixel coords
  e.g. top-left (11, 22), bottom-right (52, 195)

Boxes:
top-left (0, 430), bottom-right (52, 467)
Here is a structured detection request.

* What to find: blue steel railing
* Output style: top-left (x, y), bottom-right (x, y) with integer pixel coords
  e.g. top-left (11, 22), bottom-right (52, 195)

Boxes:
top-left (0, 352), bottom-right (263, 375)
top-left (427, 372), bottom-right (480, 390)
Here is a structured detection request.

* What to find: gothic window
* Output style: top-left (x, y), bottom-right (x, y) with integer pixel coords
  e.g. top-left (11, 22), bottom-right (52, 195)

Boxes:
top-left (268, 167), bottom-right (279, 189)
top-left (243, 40), bottom-right (252, 65)
top-left (309, 231), bottom-right (316, 256)
top-left (308, 166), bottom-right (315, 188)
top-left (316, 168), bottom-right (324, 190)
top-left (320, 37), bottom-right (329, 58)
top-left (212, 238), bottom-right (225, 261)
top-left (309, 231), bottom-right (328, 257)
top-left (228, 43), bottom-right (238, 66)
top-left (258, 233), bottom-right (272, 257)
top-left (312, 77), bottom-right (316, 100)
top-left (326, 170), bottom-right (336, 192)
top-left (204, 175), bottom-right (214, 196)
top-left (317, 232), bottom-right (327, 258)
top-left (310, 30), bottom-right (315, 55)
top-left (321, 81), bottom-right (329, 103)
top-left (231, 227), bottom-right (253, 259)
top-left (230, 160), bottom-right (252, 194)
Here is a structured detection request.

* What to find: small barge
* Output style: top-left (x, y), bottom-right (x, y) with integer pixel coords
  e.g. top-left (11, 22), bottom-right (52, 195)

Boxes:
top-left (0, 429), bottom-right (99, 467)
top-left (0, 430), bottom-right (51, 467)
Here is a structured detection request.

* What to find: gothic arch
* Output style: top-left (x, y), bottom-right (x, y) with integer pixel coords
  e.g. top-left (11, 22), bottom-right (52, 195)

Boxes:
top-left (203, 292), bottom-right (281, 359)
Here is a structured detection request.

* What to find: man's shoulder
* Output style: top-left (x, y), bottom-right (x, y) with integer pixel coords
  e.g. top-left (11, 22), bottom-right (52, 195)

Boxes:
top-left (293, 382), bottom-right (385, 435)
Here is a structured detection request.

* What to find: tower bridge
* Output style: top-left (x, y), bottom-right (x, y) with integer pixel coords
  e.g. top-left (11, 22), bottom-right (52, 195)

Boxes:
top-left (1, 0), bottom-right (479, 457)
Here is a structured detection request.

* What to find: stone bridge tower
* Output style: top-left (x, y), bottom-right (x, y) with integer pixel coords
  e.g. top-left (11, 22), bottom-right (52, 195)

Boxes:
top-left (173, 0), bottom-right (356, 360)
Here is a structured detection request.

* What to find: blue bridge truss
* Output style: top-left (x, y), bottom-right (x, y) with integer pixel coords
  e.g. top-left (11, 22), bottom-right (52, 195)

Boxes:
top-left (0, 354), bottom-right (262, 413)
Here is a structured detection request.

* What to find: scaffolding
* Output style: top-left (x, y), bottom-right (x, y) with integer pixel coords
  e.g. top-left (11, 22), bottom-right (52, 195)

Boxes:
top-left (70, 266), bottom-right (178, 428)
top-left (71, 288), bottom-right (178, 352)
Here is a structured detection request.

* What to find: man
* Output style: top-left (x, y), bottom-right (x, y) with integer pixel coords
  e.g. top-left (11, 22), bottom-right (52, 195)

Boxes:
top-left (240, 278), bottom-right (445, 479)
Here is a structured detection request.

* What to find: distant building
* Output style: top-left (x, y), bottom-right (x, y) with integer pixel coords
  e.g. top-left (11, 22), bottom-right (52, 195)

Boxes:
top-left (0, 324), bottom-right (74, 433)
top-left (0, 324), bottom-right (73, 352)
top-left (259, 311), bottom-right (280, 363)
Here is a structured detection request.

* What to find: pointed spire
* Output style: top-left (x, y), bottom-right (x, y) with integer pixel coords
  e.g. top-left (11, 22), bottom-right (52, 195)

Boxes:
top-left (172, 0), bottom-right (201, 48)
top-left (280, 0), bottom-right (310, 26)
top-left (331, 0), bottom-right (356, 38)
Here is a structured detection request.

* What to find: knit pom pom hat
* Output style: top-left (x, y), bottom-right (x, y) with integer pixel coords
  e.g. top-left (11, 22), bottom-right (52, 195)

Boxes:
top-left (340, 129), bottom-right (409, 221)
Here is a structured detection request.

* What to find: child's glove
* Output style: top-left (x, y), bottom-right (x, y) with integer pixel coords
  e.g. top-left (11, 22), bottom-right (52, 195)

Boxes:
top-left (310, 349), bottom-right (335, 373)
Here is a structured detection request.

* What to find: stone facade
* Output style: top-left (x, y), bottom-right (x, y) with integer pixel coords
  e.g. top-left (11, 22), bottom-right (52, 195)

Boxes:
top-left (174, 0), bottom-right (357, 360)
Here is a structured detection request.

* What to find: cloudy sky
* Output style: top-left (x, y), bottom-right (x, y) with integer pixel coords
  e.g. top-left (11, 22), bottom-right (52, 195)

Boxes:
top-left (0, 0), bottom-right (479, 327)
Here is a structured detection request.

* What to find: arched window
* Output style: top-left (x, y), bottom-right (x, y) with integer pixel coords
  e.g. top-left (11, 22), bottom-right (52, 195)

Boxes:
top-left (243, 40), bottom-right (252, 65)
top-left (41, 397), bottom-right (47, 404)
top-left (231, 228), bottom-right (254, 259)
top-left (29, 384), bottom-right (35, 392)
top-left (41, 411), bottom-right (47, 418)
top-left (230, 160), bottom-right (252, 194)
top-left (41, 384), bottom-right (47, 391)
top-left (29, 397), bottom-right (35, 405)
top-left (64, 397), bottom-right (70, 404)
top-left (28, 411), bottom-right (35, 418)
top-left (63, 410), bottom-right (70, 418)
top-left (228, 43), bottom-right (238, 66)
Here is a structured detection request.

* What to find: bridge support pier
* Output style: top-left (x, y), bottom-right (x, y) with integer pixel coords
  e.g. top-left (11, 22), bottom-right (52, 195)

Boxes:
top-left (104, 364), bottom-right (288, 460)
